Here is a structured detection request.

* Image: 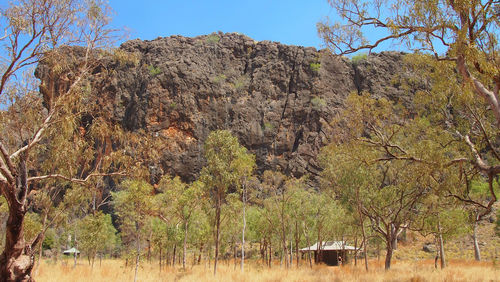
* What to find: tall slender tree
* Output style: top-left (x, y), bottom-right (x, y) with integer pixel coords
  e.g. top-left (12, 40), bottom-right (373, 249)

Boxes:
top-left (199, 130), bottom-right (255, 275)
top-left (156, 176), bottom-right (204, 270)
top-left (113, 180), bottom-right (154, 282)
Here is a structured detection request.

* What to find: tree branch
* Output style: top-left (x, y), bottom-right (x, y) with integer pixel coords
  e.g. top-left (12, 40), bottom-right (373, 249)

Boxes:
top-left (457, 55), bottom-right (500, 127)
top-left (27, 171), bottom-right (126, 184)
top-left (0, 141), bottom-right (15, 173)
top-left (10, 71), bottom-right (86, 160)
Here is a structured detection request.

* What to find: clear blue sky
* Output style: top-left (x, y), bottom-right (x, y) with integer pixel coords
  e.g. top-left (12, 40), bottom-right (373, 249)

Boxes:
top-left (109, 0), bottom-right (334, 49)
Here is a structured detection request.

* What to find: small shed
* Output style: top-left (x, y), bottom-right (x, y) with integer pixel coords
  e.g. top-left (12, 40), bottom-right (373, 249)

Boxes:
top-left (62, 247), bottom-right (80, 256)
top-left (299, 241), bottom-right (357, 266)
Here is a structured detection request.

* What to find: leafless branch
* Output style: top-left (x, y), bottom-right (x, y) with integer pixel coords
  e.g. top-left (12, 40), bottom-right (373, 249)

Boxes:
top-left (27, 171), bottom-right (126, 184)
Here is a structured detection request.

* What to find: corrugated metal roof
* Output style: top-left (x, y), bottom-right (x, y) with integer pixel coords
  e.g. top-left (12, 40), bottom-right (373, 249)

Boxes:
top-left (299, 241), bottom-right (357, 251)
top-left (63, 247), bottom-right (80, 254)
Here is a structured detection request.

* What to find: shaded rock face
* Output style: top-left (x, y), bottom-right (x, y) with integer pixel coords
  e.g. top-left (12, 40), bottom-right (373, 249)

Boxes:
top-left (39, 33), bottom-right (418, 183)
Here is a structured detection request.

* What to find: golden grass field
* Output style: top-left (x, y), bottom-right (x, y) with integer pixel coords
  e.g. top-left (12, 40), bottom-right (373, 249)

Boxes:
top-left (34, 258), bottom-right (500, 282)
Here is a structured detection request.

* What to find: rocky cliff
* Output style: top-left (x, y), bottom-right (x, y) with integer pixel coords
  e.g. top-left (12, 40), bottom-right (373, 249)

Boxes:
top-left (38, 32), bottom-right (422, 183)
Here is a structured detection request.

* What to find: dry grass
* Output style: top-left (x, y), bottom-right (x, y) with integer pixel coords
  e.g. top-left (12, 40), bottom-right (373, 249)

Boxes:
top-left (34, 258), bottom-right (500, 282)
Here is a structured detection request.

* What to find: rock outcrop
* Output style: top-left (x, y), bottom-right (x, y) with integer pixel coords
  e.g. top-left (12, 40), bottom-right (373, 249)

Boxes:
top-left (37, 32), bottom-right (421, 183)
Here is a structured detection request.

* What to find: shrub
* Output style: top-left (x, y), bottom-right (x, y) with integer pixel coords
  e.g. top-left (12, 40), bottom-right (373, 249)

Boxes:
top-left (263, 122), bottom-right (274, 131)
top-left (213, 74), bottom-right (227, 84)
top-left (42, 229), bottom-right (57, 250)
top-left (351, 53), bottom-right (367, 64)
top-left (310, 62), bottom-right (321, 72)
top-left (311, 96), bottom-right (327, 109)
top-left (148, 65), bottom-right (161, 76)
top-left (205, 34), bottom-right (220, 44)
top-left (232, 75), bottom-right (249, 90)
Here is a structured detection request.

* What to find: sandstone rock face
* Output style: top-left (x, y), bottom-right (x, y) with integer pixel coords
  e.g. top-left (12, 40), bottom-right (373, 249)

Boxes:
top-left (39, 33), bottom-right (418, 183)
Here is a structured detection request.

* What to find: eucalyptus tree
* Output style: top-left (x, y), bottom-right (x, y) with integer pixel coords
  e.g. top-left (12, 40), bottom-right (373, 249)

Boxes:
top-left (256, 198), bottom-right (279, 267)
top-left (113, 180), bottom-right (155, 282)
top-left (461, 180), bottom-right (500, 260)
top-left (320, 159), bottom-right (370, 270)
top-left (0, 0), bottom-right (126, 280)
top-left (319, 0), bottom-right (500, 225)
top-left (150, 218), bottom-right (169, 271)
top-left (287, 177), bottom-right (313, 267)
top-left (239, 176), bottom-right (257, 272)
top-left (221, 193), bottom-right (243, 268)
top-left (261, 170), bottom-right (293, 268)
top-left (420, 195), bottom-right (468, 269)
top-left (26, 184), bottom-right (65, 270)
top-left (322, 141), bottom-right (432, 270)
top-left (308, 190), bottom-right (346, 265)
top-left (320, 93), bottom-right (456, 270)
top-left (199, 130), bottom-right (255, 275)
top-left (188, 208), bottom-right (211, 266)
top-left (156, 176), bottom-right (204, 269)
top-left (246, 205), bottom-right (274, 266)
top-left (77, 211), bottom-right (118, 267)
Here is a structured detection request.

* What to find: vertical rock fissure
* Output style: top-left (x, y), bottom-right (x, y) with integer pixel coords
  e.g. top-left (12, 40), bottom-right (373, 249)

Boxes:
top-left (352, 62), bottom-right (362, 94)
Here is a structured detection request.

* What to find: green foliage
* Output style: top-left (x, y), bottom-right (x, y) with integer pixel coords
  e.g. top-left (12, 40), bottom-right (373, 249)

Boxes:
top-left (113, 180), bottom-right (154, 246)
top-left (149, 218), bottom-right (172, 255)
top-left (320, 1), bottom-right (500, 231)
top-left (77, 212), bottom-right (118, 258)
top-left (157, 176), bottom-right (204, 224)
top-left (311, 96), bottom-right (326, 110)
top-left (428, 207), bottom-right (469, 240)
top-left (199, 130), bottom-right (255, 270)
top-left (232, 75), bottom-right (249, 90)
top-left (112, 179), bottom-right (157, 261)
top-left (23, 212), bottom-right (43, 243)
top-left (148, 65), bottom-right (161, 76)
top-left (113, 180), bottom-right (153, 225)
top-left (309, 62), bottom-right (321, 72)
top-left (205, 33), bottom-right (220, 44)
top-left (200, 130), bottom-right (256, 196)
top-left (470, 180), bottom-right (500, 198)
top-left (212, 74), bottom-right (227, 84)
top-left (42, 228), bottom-right (57, 250)
top-left (263, 121), bottom-right (274, 131)
top-left (319, 92), bottom-right (459, 268)
top-left (351, 53), bottom-right (367, 64)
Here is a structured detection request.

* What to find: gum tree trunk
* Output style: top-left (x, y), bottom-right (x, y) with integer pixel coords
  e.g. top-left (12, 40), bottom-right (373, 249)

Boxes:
top-left (472, 220), bottom-right (481, 261)
top-left (437, 220), bottom-right (446, 269)
top-left (385, 232), bottom-right (397, 270)
top-left (183, 221), bottom-right (188, 270)
top-left (384, 241), bottom-right (393, 270)
top-left (172, 244), bottom-right (176, 266)
top-left (361, 222), bottom-right (369, 271)
top-left (214, 192), bottom-right (221, 275)
top-left (0, 199), bottom-right (34, 282)
top-left (354, 236), bottom-right (358, 266)
top-left (0, 158), bottom-right (36, 282)
top-left (241, 183), bottom-right (246, 272)
top-left (303, 222), bottom-right (312, 268)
